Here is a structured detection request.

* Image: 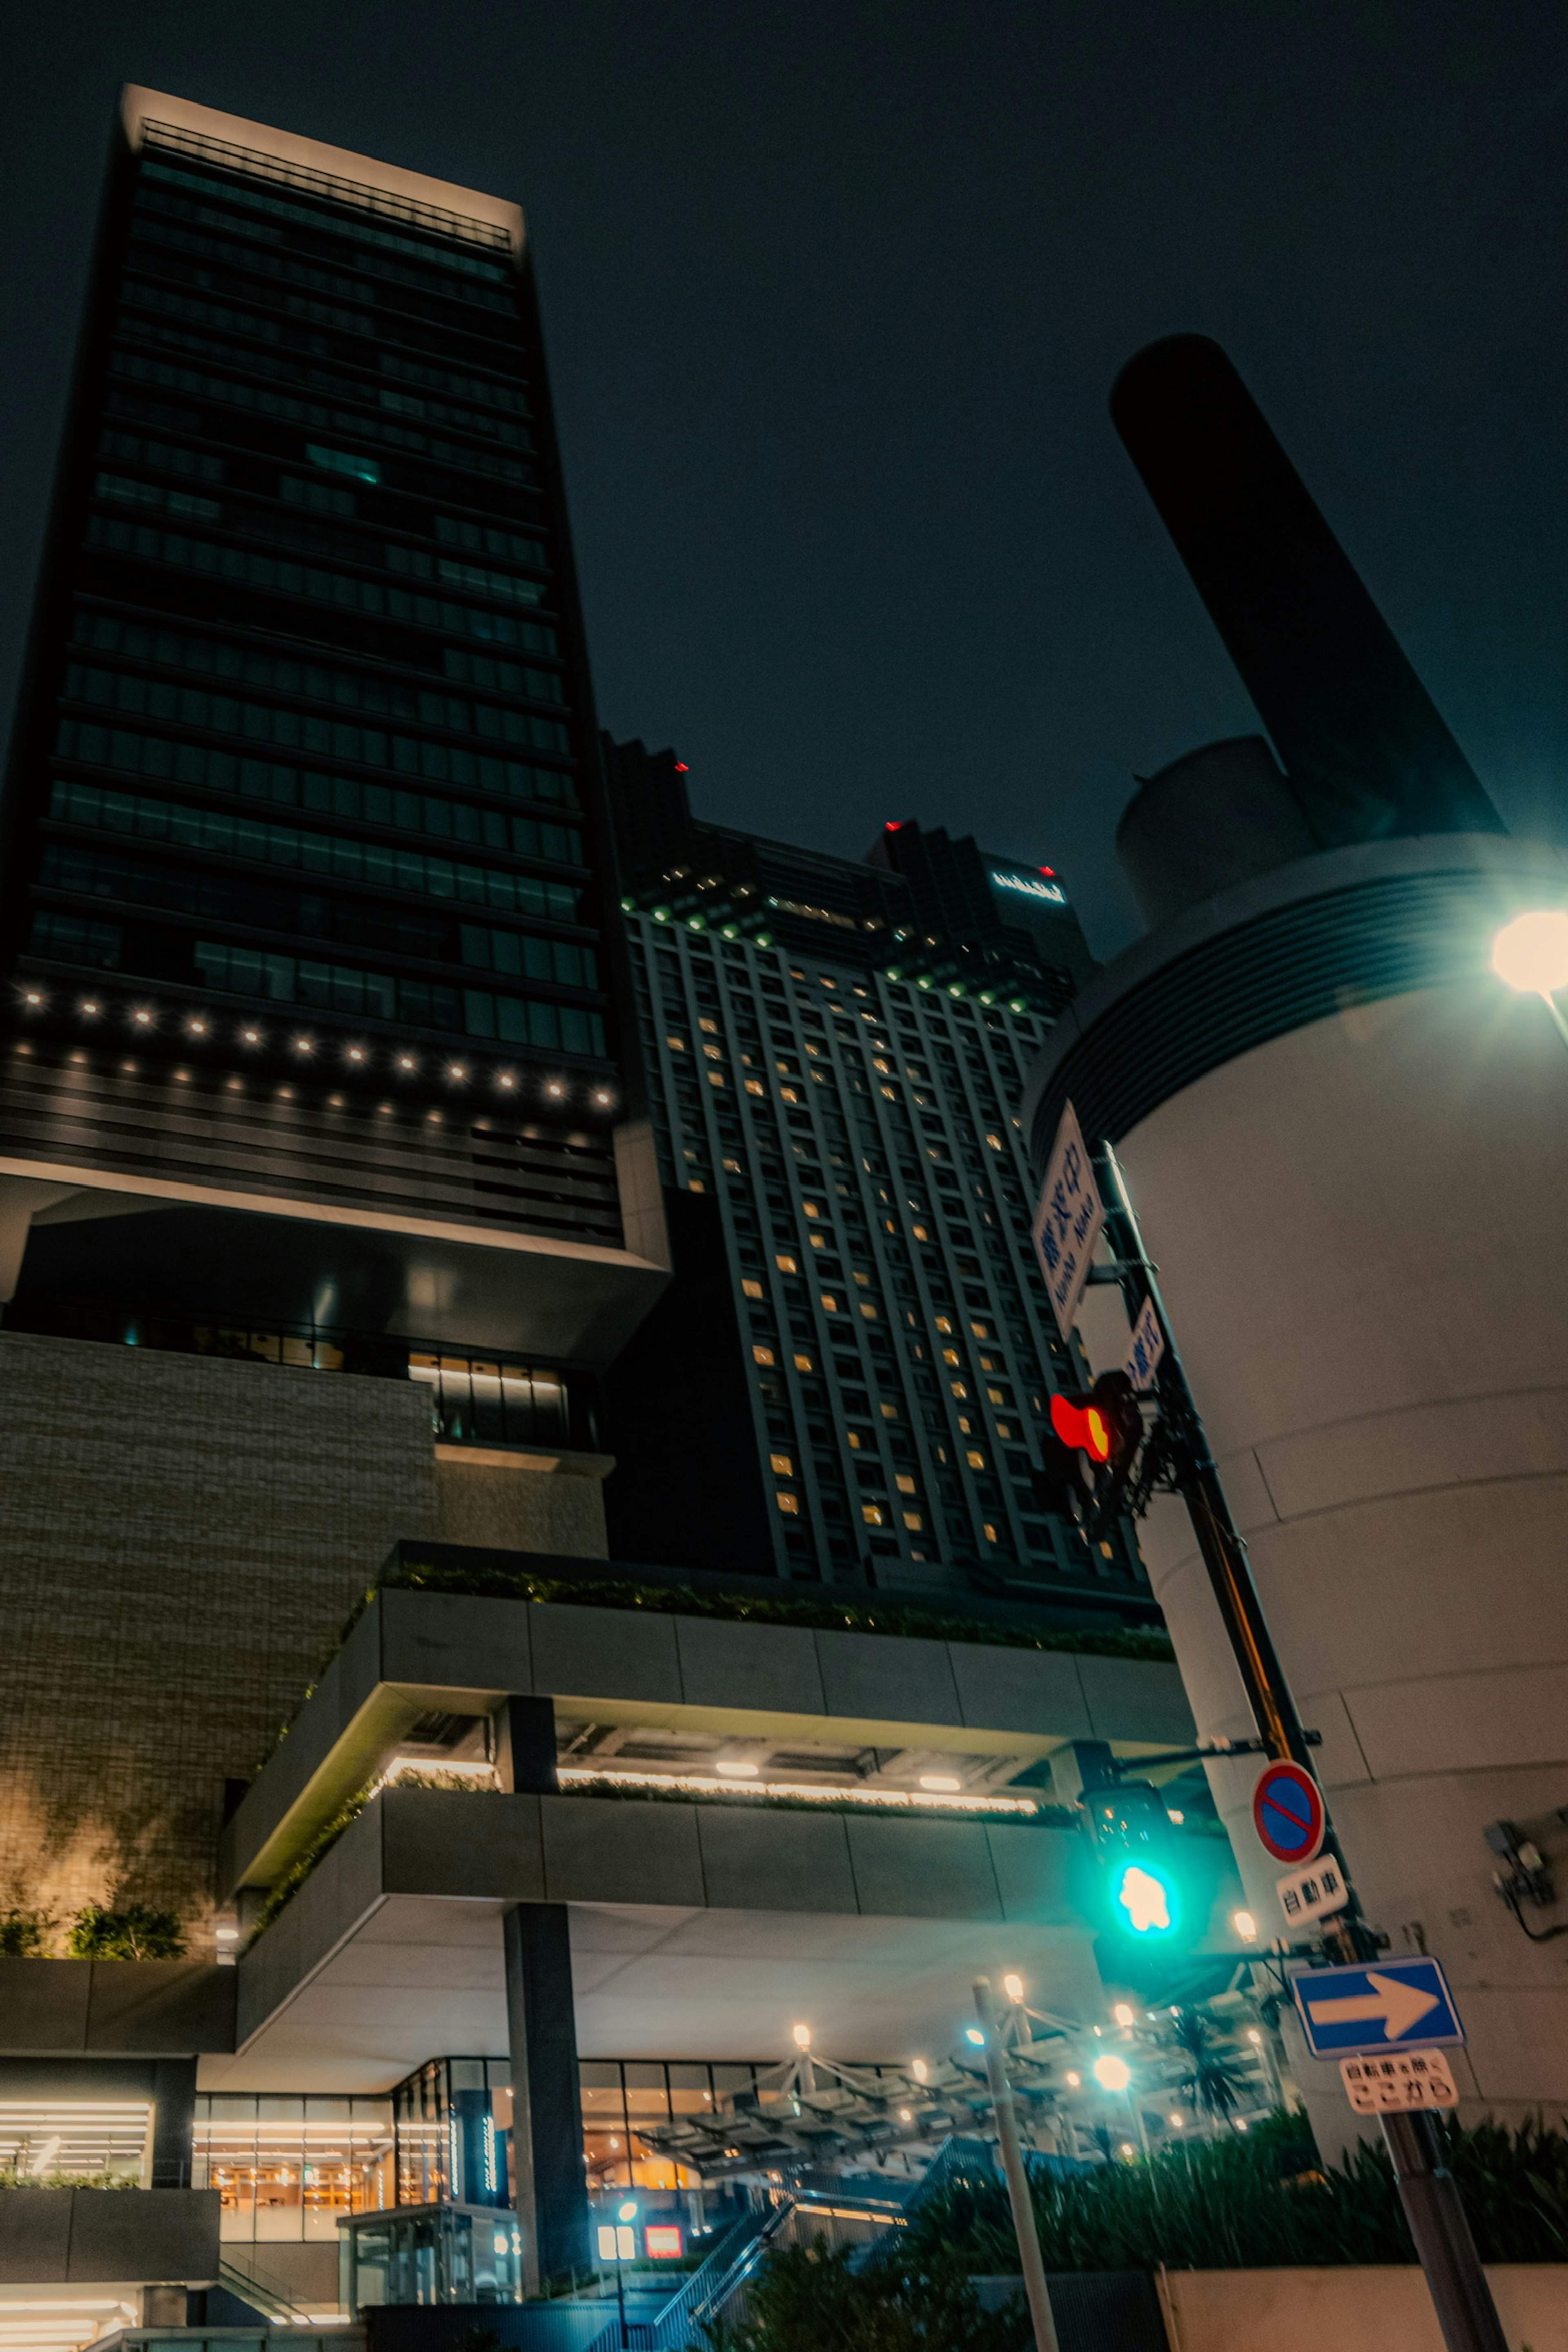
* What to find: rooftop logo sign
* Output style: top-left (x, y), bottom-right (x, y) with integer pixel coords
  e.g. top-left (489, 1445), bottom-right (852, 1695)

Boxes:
top-left (989, 868), bottom-right (1067, 907)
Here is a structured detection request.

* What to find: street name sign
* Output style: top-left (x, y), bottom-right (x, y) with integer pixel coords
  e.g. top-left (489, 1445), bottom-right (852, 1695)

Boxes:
top-left (1123, 1295), bottom-right (1165, 1392)
top-left (1032, 1102), bottom-right (1105, 1341)
top-left (1340, 2051), bottom-right (1459, 2114)
top-left (1252, 1760), bottom-right (1326, 1864)
top-left (1277, 1854), bottom-right (1348, 1927)
top-left (1293, 1956), bottom-right (1465, 2059)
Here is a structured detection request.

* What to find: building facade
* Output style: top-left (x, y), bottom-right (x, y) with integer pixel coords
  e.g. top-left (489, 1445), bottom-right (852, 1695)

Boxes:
top-left (600, 742), bottom-right (1152, 1621)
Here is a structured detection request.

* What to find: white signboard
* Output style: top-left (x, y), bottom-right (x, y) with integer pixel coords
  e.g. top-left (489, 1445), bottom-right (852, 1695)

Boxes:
top-left (1032, 1102), bottom-right (1105, 1341)
top-left (1124, 1296), bottom-right (1165, 1392)
top-left (1340, 2050), bottom-right (1458, 2114)
top-left (1277, 1855), bottom-right (1349, 1927)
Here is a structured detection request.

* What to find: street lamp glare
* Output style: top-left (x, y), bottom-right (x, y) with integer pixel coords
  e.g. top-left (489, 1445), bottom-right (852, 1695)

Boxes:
top-left (1491, 909), bottom-right (1568, 996)
top-left (792, 2023), bottom-right (811, 2049)
top-left (1092, 2054), bottom-right (1131, 2092)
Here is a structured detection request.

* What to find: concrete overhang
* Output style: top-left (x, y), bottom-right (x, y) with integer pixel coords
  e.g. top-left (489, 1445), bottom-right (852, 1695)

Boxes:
top-left (220, 1587), bottom-right (1196, 1899)
top-left (214, 1786), bottom-right (1104, 2088)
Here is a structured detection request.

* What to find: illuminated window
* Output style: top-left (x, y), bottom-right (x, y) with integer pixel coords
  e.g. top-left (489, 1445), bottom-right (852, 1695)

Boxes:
top-left (723, 1158), bottom-right (742, 1172)
top-left (780, 1086), bottom-right (799, 1104)
top-left (996, 1420), bottom-right (1013, 1439)
top-left (880, 1403), bottom-right (898, 1419)
top-left (846, 1431), bottom-right (862, 1448)
top-left (770, 1453), bottom-right (794, 1476)
top-left (775, 1061), bottom-right (792, 1074)
top-left (820, 1293), bottom-right (839, 1312)
top-left (971, 1322), bottom-right (990, 1339)
top-left (902, 1511), bottom-right (923, 1531)
top-left (776, 1492), bottom-right (800, 1515)
top-left (742, 1278), bottom-right (764, 1299)
top-left (775, 1253), bottom-right (798, 1273)
top-left (708, 1073), bottom-right (726, 1087)
top-left (983, 1523), bottom-right (1000, 1542)
top-left (688, 1178), bottom-right (705, 1192)
top-left (895, 1474), bottom-right (916, 1494)
top-left (951, 1380), bottom-right (969, 1399)
top-left (942, 1348), bottom-right (960, 1366)
top-left (873, 1058), bottom-right (891, 1074)
top-left (1100, 1541), bottom-right (1114, 1559)
top-left (985, 1133), bottom-right (1004, 1150)
top-left (703, 1043), bottom-right (722, 1060)
top-left (880, 1085), bottom-right (897, 1100)
top-left (808, 1231), bottom-right (827, 1248)
top-left (862, 1503), bottom-right (886, 1526)
top-left (802, 1203), bottom-right (821, 1219)
top-left (958, 1414), bottom-right (973, 1434)
top-left (853, 1271), bottom-right (871, 1286)
top-left (860, 1303), bottom-right (877, 1319)
top-left (753, 1345), bottom-right (775, 1366)
top-left (793, 1353), bottom-right (813, 1372)
top-left (745, 1079), bottom-right (765, 1096)
top-left (934, 1316), bottom-right (953, 1334)
top-left (987, 1386), bottom-right (1005, 1405)
top-left (666, 1036), bottom-right (686, 1050)
top-left (699, 1018), bottom-right (718, 1033)
top-left (967, 1449), bottom-right (986, 1469)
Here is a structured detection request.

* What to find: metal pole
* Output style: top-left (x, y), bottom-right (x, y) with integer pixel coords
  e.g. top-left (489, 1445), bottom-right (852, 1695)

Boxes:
top-left (1093, 1140), bottom-right (1510, 2352)
top-left (973, 1980), bottom-right (1060, 2352)
top-left (1381, 2114), bottom-right (1508, 2352)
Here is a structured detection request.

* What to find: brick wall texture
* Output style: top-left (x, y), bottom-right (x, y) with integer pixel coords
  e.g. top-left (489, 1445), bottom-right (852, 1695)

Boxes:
top-left (0, 1332), bottom-right (438, 1933)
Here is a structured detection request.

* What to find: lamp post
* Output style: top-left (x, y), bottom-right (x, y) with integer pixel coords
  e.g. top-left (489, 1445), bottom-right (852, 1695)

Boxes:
top-left (1491, 909), bottom-right (1568, 1047)
top-left (973, 1980), bottom-right (1060, 2352)
top-left (613, 2197), bottom-right (637, 2350)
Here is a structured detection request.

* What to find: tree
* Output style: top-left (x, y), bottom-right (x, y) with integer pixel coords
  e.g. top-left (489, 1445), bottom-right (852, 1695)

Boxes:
top-left (67, 1905), bottom-right (185, 1960)
top-left (1166, 2008), bottom-right (1252, 2125)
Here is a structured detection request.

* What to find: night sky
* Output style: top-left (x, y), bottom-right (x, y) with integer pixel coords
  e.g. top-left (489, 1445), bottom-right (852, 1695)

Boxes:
top-left (3, 1), bottom-right (1567, 957)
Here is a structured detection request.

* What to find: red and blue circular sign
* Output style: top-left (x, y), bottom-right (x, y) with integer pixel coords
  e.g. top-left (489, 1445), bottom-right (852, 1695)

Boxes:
top-left (1252, 1761), bottom-right (1326, 1864)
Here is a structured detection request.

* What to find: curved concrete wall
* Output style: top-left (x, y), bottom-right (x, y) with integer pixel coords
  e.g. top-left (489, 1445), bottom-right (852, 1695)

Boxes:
top-left (1119, 970), bottom-right (1568, 2134)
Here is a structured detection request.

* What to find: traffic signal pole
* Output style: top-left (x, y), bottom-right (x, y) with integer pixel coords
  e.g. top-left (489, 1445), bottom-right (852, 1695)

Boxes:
top-left (1093, 1141), bottom-right (1509, 2352)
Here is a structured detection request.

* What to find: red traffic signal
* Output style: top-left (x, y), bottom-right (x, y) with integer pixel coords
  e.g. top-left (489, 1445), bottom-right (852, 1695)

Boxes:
top-left (1049, 1370), bottom-right (1142, 1468)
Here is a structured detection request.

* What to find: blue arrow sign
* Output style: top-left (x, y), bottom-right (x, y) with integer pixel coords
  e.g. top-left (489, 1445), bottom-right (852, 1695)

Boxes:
top-left (1292, 1957), bottom-right (1465, 2059)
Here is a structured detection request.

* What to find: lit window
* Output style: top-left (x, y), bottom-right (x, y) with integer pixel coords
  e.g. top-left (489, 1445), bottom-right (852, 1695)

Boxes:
top-left (880, 1403), bottom-right (898, 1419)
top-left (951, 1380), bottom-right (969, 1399)
top-left (742, 1278), bottom-right (764, 1298)
top-left (808, 1231), bottom-right (827, 1248)
top-left (1100, 1541), bottom-right (1114, 1559)
top-left (666, 1036), bottom-right (687, 1050)
top-left (880, 1085), bottom-right (897, 1100)
top-left (967, 1450), bottom-right (986, 1469)
top-left (934, 1316), bottom-right (953, 1334)
top-left (803, 1203), bottom-right (821, 1219)
top-left (911, 1224), bottom-right (929, 1241)
top-left (724, 1158), bottom-right (742, 1172)
top-left (771, 1453), bottom-right (794, 1476)
top-left (983, 1523), bottom-right (1000, 1542)
top-left (793, 1353), bottom-right (813, 1371)
top-left (895, 1474), bottom-right (916, 1494)
top-left (986, 1133), bottom-right (1004, 1150)
top-left (847, 1431), bottom-right (862, 1449)
top-left (776, 1492), bottom-right (800, 1515)
top-left (853, 1271), bottom-right (871, 1286)
top-left (862, 1504), bottom-right (886, 1526)
top-left (776, 1254), bottom-right (798, 1273)
top-left (688, 1178), bottom-right (706, 1192)
top-left (704, 1043), bottom-right (723, 1060)
top-left (987, 1386), bottom-right (1005, 1405)
top-left (971, 1323), bottom-right (990, 1339)
top-left (873, 1058), bottom-right (891, 1074)
top-left (996, 1420), bottom-right (1013, 1439)
top-left (902, 1512), bottom-right (923, 1531)
top-left (753, 1346), bottom-right (776, 1366)
top-left (699, 1018), bottom-right (718, 1033)
top-left (708, 1073), bottom-right (726, 1087)
top-left (942, 1348), bottom-right (960, 1366)
top-left (821, 1294), bottom-right (839, 1312)
top-left (860, 1303), bottom-right (877, 1320)
top-left (746, 1079), bottom-right (765, 1095)
top-left (775, 1060), bottom-right (792, 1074)
top-left (780, 1086), bottom-right (799, 1103)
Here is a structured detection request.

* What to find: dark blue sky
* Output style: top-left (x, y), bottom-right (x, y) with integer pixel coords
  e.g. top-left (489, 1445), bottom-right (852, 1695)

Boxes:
top-left (3, 0), bottom-right (1567, 955)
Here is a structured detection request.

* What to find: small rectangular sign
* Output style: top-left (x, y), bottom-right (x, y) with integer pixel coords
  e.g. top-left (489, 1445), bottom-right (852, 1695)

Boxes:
top-left (1341, 2050), bottom-right (1458, 2114)
top-left (1032, 1102), bottom-right (1105, 1341)
top-left (1277, 1855), bottom-right (1349, 1927)
top-left (1293, 1956), bottom-right (1465, 2058)
top-left (1124, 1295), bottom-right (1165, 1392)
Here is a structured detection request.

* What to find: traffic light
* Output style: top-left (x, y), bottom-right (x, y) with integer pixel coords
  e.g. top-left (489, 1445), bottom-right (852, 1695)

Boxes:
top-left (1082, 1779), bottom-right (1184, 1942)
top-left (1044, 1370), bottom-right (1145, 1530)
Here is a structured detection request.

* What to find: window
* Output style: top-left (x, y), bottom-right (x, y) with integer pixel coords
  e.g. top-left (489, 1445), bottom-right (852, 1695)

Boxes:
top-left (793, 1353), bottom-right (814, 1372)
top-left (776, 1492), bottom-right (800, 1515)
top-left (775, 1254), bottom-right (798, 1273)
top-left (971, 1322), bottom-right (991, 1339)
top-left (861, 1503), bottom-right (885, 1526)
top-left (802, 1203), bottom-right (821, 1220)
top-left (895, 1474), bottom-right (917, 1495)
top-left (934, 1316), bottom-right (953, 1333)
top-left (902, 1511), bottom-right (923, 1532)
top-left (770, 1453), bottom-right (794, 1476)
top-left (820, 1294), bottom-right (839, 1312)
top-left (967, 1450), bottom-right (986, 1469)
top-left (983, 1523), bottom-right (999, 1542)
top-left (742, 1279), bottom-right (764, 1299)
top-left (951, 1381), bottom-right (969, 1399)
top-left (753, 1345), bottom-right (775, 1366)
top-left (666, 1036), bottom-right (686, 1049)
top-left (860, 1303), bottom-right (877, 1320)
top-left (699, 1017), bottom-right (718, 1033)
top-left (846, 1431), bottom-right (862, 1449)
top-left (880, 1403), bottom-right (899, 1419)
top-left (746, 1079), bottom-right (765, 1095)
top-left (942, 1349), bottom-right (960, 1366)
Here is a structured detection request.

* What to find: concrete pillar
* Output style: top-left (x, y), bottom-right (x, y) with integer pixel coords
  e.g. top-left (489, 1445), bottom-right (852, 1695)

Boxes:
top-left (495, 1696), bottom-right (559, 1795)
top-left (149, 2057), bottom-right (197, 2187)
top-left (503, 1903), bottom-right (587, 2293)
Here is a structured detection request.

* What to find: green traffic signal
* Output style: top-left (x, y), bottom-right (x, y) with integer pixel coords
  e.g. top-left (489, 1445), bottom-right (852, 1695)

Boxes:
top-left (1110, 1856), bottom-right (1182, 1939)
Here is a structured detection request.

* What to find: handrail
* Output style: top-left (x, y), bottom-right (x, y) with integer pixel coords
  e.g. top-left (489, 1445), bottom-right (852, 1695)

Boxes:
top-left (217, 2252), bottom-right (320, 2325)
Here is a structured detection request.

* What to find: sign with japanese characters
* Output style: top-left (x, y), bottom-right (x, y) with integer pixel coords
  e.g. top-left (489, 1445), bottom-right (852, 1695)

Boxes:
top-left (1032, 1102), bottom-right (1105, 1341)
top-left (1123, 1295), bottom-right (1165, 1392)
top-left (1341, 2050), bottom-right (1459, 2114)
top-left (1277, 1855), bottom-right (1349, 1927)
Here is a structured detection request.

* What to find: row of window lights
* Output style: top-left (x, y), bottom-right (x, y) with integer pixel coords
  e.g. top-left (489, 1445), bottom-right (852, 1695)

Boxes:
top-left (637, 905), bottom-right (1033, 1012)
top-left (18, 990), bottom-right (614, 1104)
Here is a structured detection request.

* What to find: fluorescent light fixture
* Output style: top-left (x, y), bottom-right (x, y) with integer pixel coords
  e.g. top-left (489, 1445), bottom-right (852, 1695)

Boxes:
top-left (918, 1774), bottom-right (962, 1793)
top-left (554, 1766), bottom-right (1038, 1816)
top-left (715, 1759), bottom-right (760, 1778)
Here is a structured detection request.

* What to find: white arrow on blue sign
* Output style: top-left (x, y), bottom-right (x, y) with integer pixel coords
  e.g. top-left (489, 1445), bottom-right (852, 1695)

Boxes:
top-left (1292, 1956), bottom-right (1465, 2059)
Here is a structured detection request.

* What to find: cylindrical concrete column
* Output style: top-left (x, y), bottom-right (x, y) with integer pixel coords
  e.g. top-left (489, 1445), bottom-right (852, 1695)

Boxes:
top-left (1026, 833), bottom-right (1568, 2150)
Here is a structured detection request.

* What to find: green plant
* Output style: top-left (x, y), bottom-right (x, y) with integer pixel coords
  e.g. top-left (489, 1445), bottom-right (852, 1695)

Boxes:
top-left (0, 1908), bottom-right (54, 1957)
top-left (243, 1793), bottom-right (370, 1948)
top-left (66, 1904), bottom-right (185, 1960)
top-left (702, 2240), bottom-right (1025, 2352)
top-left (1165, 2007), bottom-right (1253, 2124)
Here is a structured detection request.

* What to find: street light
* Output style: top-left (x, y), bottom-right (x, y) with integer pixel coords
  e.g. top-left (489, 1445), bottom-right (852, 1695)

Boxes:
top-left (1491, 910), bottom-right (1568, 1045)
top-left (1091, 2054), bottom-right (1131, 2093)
top-left (612, 2199), bottom-right (639, 2350)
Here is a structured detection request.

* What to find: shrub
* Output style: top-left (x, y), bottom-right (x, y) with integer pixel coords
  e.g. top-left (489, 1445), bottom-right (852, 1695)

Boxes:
top-left (66, 1904), bottom-right (185, 1960)
top-left (704, 2240), bottom-right (1024, 2352)
top-left (0, 1909), bottom-right (54, 1957)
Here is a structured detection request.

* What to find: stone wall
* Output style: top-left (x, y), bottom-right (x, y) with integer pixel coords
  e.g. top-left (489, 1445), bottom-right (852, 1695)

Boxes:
top-left (0, 1333), bottom-right (437, 1931)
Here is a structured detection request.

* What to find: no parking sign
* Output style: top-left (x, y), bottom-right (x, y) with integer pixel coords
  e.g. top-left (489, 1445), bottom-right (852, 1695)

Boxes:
top-left (1252, 1760), bottom-right (1326, 1865)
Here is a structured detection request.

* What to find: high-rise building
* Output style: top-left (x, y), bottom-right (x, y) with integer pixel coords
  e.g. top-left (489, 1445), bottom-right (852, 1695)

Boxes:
top-left (600, 741), bottom-right (1153, 1625)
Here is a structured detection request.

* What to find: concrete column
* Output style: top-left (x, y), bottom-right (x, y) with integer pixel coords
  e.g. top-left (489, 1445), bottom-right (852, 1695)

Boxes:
top-left (495, 1696), bottom-right (559, 1795)
top-left (149, 2057), bottom-right (197, 2187)
top-left (503, 1903), bottom-right (587, 2294)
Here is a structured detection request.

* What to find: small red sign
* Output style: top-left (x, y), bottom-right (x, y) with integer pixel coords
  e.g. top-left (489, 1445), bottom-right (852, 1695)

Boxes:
top-left (1252, 1760), bottom-right (1326, 1865)
top-left (645, 2224), bottom-right (684, 2261)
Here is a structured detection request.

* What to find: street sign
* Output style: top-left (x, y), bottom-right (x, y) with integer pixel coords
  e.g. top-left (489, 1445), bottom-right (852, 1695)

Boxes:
top-left (1123, 1296), bottom-right (1165, 1392)
top-left (1277, 1854), bottom-right (1348, 1927)
top-left (1294, 1956), bottom-right (1465, 2058)
top-left (1252, 1760), bottom-right (1326, 1864)
top-left (1032, 1102), bottom-right (1105, 1341)
top-left (1341, 2051), bottom-right (1459, 2114)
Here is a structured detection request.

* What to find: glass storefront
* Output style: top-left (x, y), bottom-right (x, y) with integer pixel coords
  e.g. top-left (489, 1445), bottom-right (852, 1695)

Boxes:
top-left (194, 2096), bottom-right (394, 2242)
